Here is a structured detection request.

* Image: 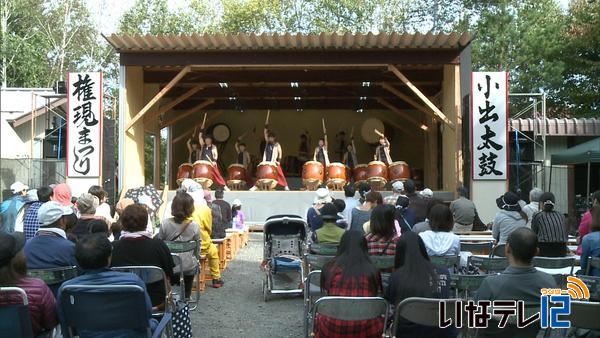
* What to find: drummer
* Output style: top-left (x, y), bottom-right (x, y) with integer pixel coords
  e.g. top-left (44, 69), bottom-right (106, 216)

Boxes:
top-left (234, 135), bottom-right (251, 170)
top-left (186, 135), bottom-right (201, 163)
top-left (374, 130), bottom-right (392, 165)
top-left (312, 134), bottom-right (330, 168)
top-left (198, 130), bottom-right (229, 190)
top-left (251, 125), bottom-right (289, 191)
top-left (342, 137), bottom-right (358, 169)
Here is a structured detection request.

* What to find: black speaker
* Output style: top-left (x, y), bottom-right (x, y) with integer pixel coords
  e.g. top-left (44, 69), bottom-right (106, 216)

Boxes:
top-left (54, 81), bottom-right (66, 94)
top-left (102, 118), bottom-right (116, 203)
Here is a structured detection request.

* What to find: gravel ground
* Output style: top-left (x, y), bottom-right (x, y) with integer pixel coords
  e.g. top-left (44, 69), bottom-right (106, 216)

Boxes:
top-left (191, 233), bottom-right (304, 337)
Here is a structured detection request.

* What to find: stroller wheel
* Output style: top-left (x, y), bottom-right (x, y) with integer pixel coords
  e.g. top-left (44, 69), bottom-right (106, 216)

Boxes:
top-left (262, 279), bottom-right (270, 302)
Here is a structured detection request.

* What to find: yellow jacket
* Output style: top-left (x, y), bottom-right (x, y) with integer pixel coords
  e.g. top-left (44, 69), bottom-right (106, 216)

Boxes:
top-left (188, 203), bottom-right (213, 250)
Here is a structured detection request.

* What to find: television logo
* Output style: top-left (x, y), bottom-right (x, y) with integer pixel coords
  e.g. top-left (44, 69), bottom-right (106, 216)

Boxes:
top-left (540, 276), bottom-right (590, 329)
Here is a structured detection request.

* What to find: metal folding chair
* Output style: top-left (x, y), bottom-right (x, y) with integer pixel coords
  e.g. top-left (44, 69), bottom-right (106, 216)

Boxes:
top-left (567, 301), bottom-right (600, 330)
top-left (164, 240), bottom-right (201, 310)
top-left (450, 274), bottom-right (494, 299)
top-left (532, 256), bottom-right (575, 275)
top-left (461, 241), bottom-right (494, 255)
top-left (309, 296), bottom-right (389, 337)
top-left (309, 243), bottom-right (338, 255)
top-left (489, 244), bottom-right (506, 257)
top-left (59, 284), bottom-right (171, 338)
top-left (585, 256), bottom-right (600, 275)
top-left (430, 255), bottom-right (459, 269)
top-left (0, 287), bottom-right (34, 338)
top-left (468, 256), bottom-right (508, 273)
top-left (392, 297), bottom-right (460, 338)
top-left (304, 253), bottom-right (334, 271)
top-left (578, 275), bottom-right (600, 301)
top-left (303, 270), bottom-right (323, 338)
top-left (369, 255), bottom-right (395, 270)
top-left (28, 266), bottom-right (78, 285)
top-left (476, 302), bottom-right (545, 338)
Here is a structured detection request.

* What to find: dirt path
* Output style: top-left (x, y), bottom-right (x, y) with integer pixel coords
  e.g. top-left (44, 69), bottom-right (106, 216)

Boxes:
top-left (191, 233), bottom-right (304, 337)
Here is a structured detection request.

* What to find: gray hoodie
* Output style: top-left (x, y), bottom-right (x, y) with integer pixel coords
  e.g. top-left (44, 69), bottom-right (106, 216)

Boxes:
top-left (492, 210), bottom-right (527, 244)
top-left (418, 230), bottom-right (461, 256)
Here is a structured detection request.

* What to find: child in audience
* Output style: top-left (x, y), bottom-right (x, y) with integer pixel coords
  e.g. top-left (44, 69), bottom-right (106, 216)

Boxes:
top-left (386, 231), bottom-right (454, 338)
top-left (231, 199), bottom-right (246, 231)
top-left (418, 204), bottom-right (460, 257)
top-left (365, 204), bottom-right (399, 256)
top-left (315, 231), bottom-right (383, 338)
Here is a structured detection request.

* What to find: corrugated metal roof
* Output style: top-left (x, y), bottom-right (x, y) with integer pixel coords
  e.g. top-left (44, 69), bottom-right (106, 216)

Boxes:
top-left (510, 118), bottom-right (600, 136)
top-left (104, 32), bottom-right (472, 53)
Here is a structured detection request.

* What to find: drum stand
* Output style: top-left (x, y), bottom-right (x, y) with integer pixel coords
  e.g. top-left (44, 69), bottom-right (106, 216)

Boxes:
top-left (194, 178), bottom-right (214, 190)
top-left (303, 179), bottom-right (321, 191)
top-left (256, 179), bottom-right (277, 191)
top-left (227, 180), bottom-right (247, 191)
top-left (367, 178), bottom-right (387, 192)
top-left (326, 179), bottom-right (346, 191)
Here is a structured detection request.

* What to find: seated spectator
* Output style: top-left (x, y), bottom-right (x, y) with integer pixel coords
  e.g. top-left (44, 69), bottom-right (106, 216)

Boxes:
top-left (89, 185), bottom-right (114, 224)
top-left (333, 199), bottom-right (348, 229)
top-left (23, 186), bottom-right (53, 240)
top-left (522, 188), bottom-right (543, 227)
top-left (577, 191), bottom-right (600, 255)
top-left (0, 181), bottom-right (28, 233)
top-left (212, 189), bottom-right (232, 228)
top-left (350, 191), bottom-right (381, 234)
top-left (386, 231), bottom-right (454, 338)
top-left (492, 192), bottom-right (528, 245)
top-left (111, 204), bottom-right (175, 308)
top-left (0, 232), bottom-right (58, 336)
top-left (581, 206), bottom-right (600, 276)
top-left (58, 234), bottom-right (157, 337)
top-left (24, 201), bottom-right (78, 270)
top-left (157, 191), bottom-right (201, 299)
top-left (307, 188), bottom-right (333, 233)
top-left (384, 181), bottom-right (405, 205)
top-left (394, 195), bottom-right (415, 233)
top-left (72, 193), bottom-right (109, 240)
top-left (450, 186), bottom-right (476, 232)
top-left (314, 203), bottom-right (345, 245)
top-left (404, 179), bottom-right (427, 223)
top-left (52, 183), bottom-right (73, 208)
top-left (365, 205), bottom-right (399, 256)
top-left (475, 228), bottom-right (557, 337)
top-left (231, 199), bottom-right (246, 231)
top-left (112, 198), bottom-right (135, 240)
top-left (357, 182), bottom-right (371, 204)
top-left (412, 198), bottom-right (445, 234)
top-left (316, 231), bottom-right (383, 338)
top-left (342, 185), bottom-right (360, 226)
top-left (15, 189), bottom-right (39, 233)
top-left (419, 205), bottom-right (460, 257)
top-left (419, 188), bottom-right (433, 201)
top-left (531, 192), bottom-right (568, 257)
top-left (205, 191), bottom-right (226, 239)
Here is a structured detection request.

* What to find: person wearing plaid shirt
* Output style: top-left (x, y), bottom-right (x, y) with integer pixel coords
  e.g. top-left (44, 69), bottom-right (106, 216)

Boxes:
top-left (315, 231), bottom-right (384, 338)
top-left (23, 187), bottom-right (53, 240)
top-left (366, 205), bottom-right (399, 257)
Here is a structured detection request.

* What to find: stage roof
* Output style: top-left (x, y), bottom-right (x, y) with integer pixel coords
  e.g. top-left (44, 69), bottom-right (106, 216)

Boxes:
top-left (552, 137), bottom-right (600, 165)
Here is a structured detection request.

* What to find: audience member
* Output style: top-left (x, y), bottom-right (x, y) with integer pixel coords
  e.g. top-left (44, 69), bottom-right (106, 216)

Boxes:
top-left (307, 188), bottom-right (333, 233)
top-left (412, 199), bottom-right (445, 234)
top-left (24, 201), bottom-right (77, 270)
top-left (0, 232), bottom-right (58, 336)
top-left (316, 231), bottom-right (383, 338)
top-left (357, 182), bottom-right (371, 204)
top-left (419, 188), bottom-right (433, 200)
top-left (404, 180), bottom-right (427, 223)
top-left (314, 203), bottom-right (345, 245)
top-left (577, 191), bottom-right (600, 255)
top-left (52, 183), bottom-right (73, 207)
top-left (231, 199), bottom-right (246, 231)
top-left (112, 197), bottom-right (134, 240)
top-left (384, 181), bottom-right (405, 205)
top-left (89, 185), bottom-right (114, 224)
top-left (157, 191), bottom-right (201, 299)
top-left (475, 228), bottom-right (557, 337)
top-left (365, 205), bottom-right (399, 256)
top-left (394, 195), bottom-right (415, 233)
top-left (205, 191), bottom-right (226, 239)
top-left (581, 206), bottom-right (600, 276)
top-left (333, 199), bottom-right (348, 229)
top-left (212, 189), bottom-right (232, 228)
top-left (492, 192), bottom-right (528, 245)
top-left (386, 231), bottom-right (454, 338)
top-left (15, 189), bottom-right (39, 233)
top-left (58, 234), bottom-right (157, 337)
top-left (0, 181), bottom-right (28, 233)
top-left (419, 204), bottom-right (460, 257)
top-left (72, 193), bottom-right (108, 240)
top-left (350, 191), bottom-right (382, 234)
top-left (111, 204), bottom-right (175, 307)
top-left (522, 188), bottom-right (543, 227)
top-left (137, 195), bottom-right (156, 234)
top-left (449, 186), bottom-right (476, 232)
top-left (342, 185), bottom-right (360, 226)
top-left (531, 192), bottom-right (568, 257)
top-left (23, 186), bottom-right (53, 240)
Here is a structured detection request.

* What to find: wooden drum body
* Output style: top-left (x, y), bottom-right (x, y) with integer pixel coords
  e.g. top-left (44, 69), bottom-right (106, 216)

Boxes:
top-left (388, 161), bottom-right (411, 183)
top-left (326, 162), bottom-right (347, 191)
top-left (193, 160), bottom-right (214, 189)
top-left (176, 163), bottom-right (193, 186)
top-left (302, 161), bottom-right (324, 191)
top-left (227, 164), bottom-right (247, 190)
top-left (256, 161), bottom-right (278, 191)
top-left (353, 164), bottom-right (368, 185)
top-left (367, 161), bottom-right (388, 191)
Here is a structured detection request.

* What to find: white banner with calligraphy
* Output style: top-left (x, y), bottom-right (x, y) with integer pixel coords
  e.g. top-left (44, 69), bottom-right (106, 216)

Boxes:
top-left (67, 72), bottom-right (103, 178)
top-left (471, 71), bottom-right (508, 180)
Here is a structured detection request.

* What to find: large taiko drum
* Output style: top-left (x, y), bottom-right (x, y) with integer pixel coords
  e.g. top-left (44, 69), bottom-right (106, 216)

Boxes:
top-left (193, 160), bottom-right (214, 189)
top-left (326, 163), bottom-right (347, 190)
top-left (302, 161), bottom-right (324, 191)
top-left (177, 163), bottom-right (193, 186)
top-left (388, 161), bottom-right (411, 183)
top-left (353, 164), bottom-right (368, 184)
top-left (367, 161), bottom-right (388, 191)
top-left (256, 161), bottom-right (278, 190)
top-left (227, 164), bottom-right (247, 190)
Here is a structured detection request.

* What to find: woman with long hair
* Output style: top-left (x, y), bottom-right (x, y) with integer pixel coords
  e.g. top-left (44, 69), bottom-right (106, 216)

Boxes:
top-left (577, 191), bottom-right (600, 255)
top-left (350, 191), bottom-right (382, 234)
top-left (419, 204), bottom-right (461, 257)
top-left (365, 204), bottom-right (399, 256)
top-left (531, 192), bottom-right (568, 257)
top-left (386, 231), bottom-right (454, 338)
top-left (316, 231), bottom-right (383, 338)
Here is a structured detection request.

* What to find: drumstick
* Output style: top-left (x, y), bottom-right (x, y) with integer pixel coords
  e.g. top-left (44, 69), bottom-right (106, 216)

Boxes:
top-left (201, 113), bottom-right (207, 129)
top-left (322, 118), bottom-right (326, 134)
top-left (350, 126), bottom-right (354, 138)
top-left (374, 128), bottom-right (384, 137)
top-left (265, 110), bottom-right (270, 125)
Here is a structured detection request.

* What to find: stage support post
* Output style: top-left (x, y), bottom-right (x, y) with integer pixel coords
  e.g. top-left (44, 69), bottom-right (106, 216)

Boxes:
top-left (121, 66), bottom-right (146, 190)
top-left (442, 64), bottom-right (462, 193)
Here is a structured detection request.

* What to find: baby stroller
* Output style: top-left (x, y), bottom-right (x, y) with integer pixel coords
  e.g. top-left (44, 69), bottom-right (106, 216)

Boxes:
top-left (262, 215), bottom-right (307, 301)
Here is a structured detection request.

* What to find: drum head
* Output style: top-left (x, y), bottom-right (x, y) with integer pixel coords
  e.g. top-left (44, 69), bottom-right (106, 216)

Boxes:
top-left (390, 161), bottom-right (407, 166)
top-left (179, 163), bottom-right (192, 168)
top-left (328, 162), bottom-right (345, 168)
top-left (305, 161), bottom-right (324, 167)
top-left (368, 161), bottom-right (386, 166)
top-left (354, 164), bottom-right (368, 169)
top-left (361, 118), bottom-right (384, 144)
top-left (209, 123), bottom-right (231, 143)
top-left (194, 160), bottom-right (213, 165)
top-left (228, 164), bottom-right (245, 169)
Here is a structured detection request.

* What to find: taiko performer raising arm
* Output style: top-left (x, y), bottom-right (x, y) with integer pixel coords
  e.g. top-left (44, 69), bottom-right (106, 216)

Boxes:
top-left (187, 126), bottom-right (201, 163)
top-left (313, 118), bottom-right (330, 167)
top-left (343, 127), bottom-right (358, 169)
top-left (198, 113), bottom-right (229, 190)
top-left (262, 110), bottom-right (289, 190)
top-left (234, 132), bottom-right (251, 170)
top-left (374, 129), bottom-right (392, 165)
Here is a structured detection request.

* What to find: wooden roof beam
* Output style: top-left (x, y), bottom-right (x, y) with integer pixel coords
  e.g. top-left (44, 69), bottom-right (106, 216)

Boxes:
top-left (376, 97), bottom-right (426, 131)
top-left (172, 110), bottom-right (224, 144)
top-left (160, 98), bottom-right (214, 128)
top-left (388, 65), bottom-right (455, 129)
top-left (125, 65), bottom-right (191, 132)
top-left (147, 85), bottom-right (204, 120)
top-left (381, 82), bottom-right (433, 119)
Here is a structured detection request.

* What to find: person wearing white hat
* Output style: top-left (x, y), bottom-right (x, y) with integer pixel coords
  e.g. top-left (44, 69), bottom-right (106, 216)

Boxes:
top-left (231, 199), bottom-right (246, 231)
top-left (307, 187), bottom-right (333, 233)
top-left (384, 181), bottom-right (405, 205)
top-left (0, 181), bottom-right (29, 233)
top-left (420, 188), bottom-right (433, 200)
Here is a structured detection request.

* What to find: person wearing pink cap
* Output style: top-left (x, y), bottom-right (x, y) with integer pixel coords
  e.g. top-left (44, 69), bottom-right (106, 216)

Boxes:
top-left (52, 183), bottom-right (72, 207)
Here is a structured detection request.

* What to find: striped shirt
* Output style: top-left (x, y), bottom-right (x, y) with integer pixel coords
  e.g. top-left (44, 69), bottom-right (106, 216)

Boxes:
top-left (531, 211), bottom-right (568, 243)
